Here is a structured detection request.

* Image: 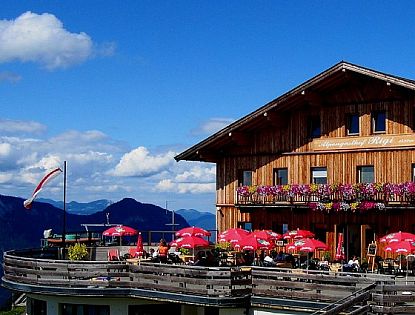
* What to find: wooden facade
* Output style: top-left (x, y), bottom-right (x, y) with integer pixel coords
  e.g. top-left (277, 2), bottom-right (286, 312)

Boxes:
top-left (176, 61), bottom-right (415, 259)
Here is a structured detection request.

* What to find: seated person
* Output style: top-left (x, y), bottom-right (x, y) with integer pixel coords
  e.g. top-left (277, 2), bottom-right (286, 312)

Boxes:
top-left (193, 251), bottom-right (207, 266)
top-left (263, 255), bottom-right (276, 267)
top-left (346, 255), bottom-right (360, 271)
top-left (158, 239), bottom-right (170, 263)
top-left (205, 250), bottom-right (217, 266)
top-left (275, 251), bottom-right (285, 262)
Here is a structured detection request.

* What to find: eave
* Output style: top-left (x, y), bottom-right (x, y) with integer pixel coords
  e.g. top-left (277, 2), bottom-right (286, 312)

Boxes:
top-left (175, 61), bottom-right (415, 163)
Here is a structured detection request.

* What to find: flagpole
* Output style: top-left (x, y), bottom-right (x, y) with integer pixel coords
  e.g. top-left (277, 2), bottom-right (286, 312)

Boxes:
top-left (62, 161), bottom-right (67, 253)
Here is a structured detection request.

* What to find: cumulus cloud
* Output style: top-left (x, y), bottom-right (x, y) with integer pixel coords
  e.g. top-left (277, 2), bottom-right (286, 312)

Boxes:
top-left (0, 11), bottom-right (93, 69)
top-left (191, 117), bottom-right (234, 136)
top-left (112, 146), bottom-right (176, 177)
top-left (175, 165), bottom-right (216, 183)
top-left (0, 142), bottom-right (11, 157)
top-left (0, 172), bottom-right (13, 183)
top-left (156, 179), bottom-right (215, 194)
top-left (0, 71), bottom-right (21, 83)
top-left (0, 119), bottom-right (215, 211)
top-left (0, 119), bottom-right (46, 135)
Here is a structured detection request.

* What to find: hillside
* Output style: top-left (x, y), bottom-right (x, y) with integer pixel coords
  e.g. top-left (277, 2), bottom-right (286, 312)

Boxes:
top-left (37, 198), bottom-right (112, 215)
top-left (0, 195), bottom-right (189, 308)
top-left (175, 209), bottom-right (215, 232)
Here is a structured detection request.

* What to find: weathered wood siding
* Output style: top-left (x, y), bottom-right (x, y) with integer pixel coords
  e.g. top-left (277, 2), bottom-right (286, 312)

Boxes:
top-left (216, 99), bottom-right (415, 232)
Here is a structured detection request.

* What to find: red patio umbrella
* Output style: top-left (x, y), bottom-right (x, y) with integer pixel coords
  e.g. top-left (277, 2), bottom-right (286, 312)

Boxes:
top-left (218, 228), bottom-right (250, 244)
top-left (176, 226), bottom-right (211, 237)
top-left (286, 238), bottom-right (328, 252)
top-left (103, 225), bottom-right (138, 237)
top-left (335, 233), bottom-right (345, 261)
top-left (251, 230), bottom-right (280, 241)
top-left (384, 240), bottom-right (415, 254)
top-left (235, 234), bottom-right (273, 251)
top-left (136, 232), bottom-right (144, 256)
top-left (380, 231), bottom-right (415, 243)
top-left (169, 236), bottom-right (210, 249)
top-left (283, 229), bottom-right (315, 240)
top-left (103, 225), bottom-right (138, 246)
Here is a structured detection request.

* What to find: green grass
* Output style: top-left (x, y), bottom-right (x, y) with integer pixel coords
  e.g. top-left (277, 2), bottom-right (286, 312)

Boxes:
top-left (0, 307), bottom-right (25, 315)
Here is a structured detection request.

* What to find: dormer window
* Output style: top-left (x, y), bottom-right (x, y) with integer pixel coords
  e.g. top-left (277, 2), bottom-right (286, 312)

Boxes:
top-left (372, 110), bottom-right (386, 133)
top-left (346, 113), bottom-right (359, 135)
top-left (308, 115), bottom-right (321, 138)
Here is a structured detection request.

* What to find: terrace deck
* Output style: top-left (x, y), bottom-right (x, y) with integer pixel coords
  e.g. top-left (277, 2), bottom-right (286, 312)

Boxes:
top-left (3, 248), bottom-right (415, 314)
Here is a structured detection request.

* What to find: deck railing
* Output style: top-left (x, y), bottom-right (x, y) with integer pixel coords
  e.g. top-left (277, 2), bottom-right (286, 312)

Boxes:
top-left (3, 248), bottom-right (415, 313)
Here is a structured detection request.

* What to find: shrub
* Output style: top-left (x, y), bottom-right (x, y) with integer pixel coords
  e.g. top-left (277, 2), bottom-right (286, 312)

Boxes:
top-left (68, 243), bottom-right (88, 260)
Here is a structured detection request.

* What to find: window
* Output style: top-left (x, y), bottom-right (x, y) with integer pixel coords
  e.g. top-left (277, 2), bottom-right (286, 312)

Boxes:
top-left (27, 298), bottom-right (47, 315)
top-left (311, 167), bottom-right (327, 184)
top-left (273, 168), bottom-right (288, 185)
top-left (238, 170), bottom-right (252, 186)
top-left (238, 221), bottom-right (252, 231)
top-left (412, 164), bottom-right (415, 182)
top-left (372, 110), bottom-right (386, 133)
top-left (347, 113), bottom-right (359, 135)
top-left (357, 166), bottom-right (374, 183)
top-left (308, 115), bottom-right (321, 138)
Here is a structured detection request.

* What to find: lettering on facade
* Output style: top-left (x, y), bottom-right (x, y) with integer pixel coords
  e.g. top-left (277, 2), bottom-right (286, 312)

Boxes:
top-left (312, 134), bottom-right (415, 151)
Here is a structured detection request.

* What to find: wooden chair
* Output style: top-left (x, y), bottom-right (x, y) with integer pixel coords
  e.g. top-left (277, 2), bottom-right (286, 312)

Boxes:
top-left (107, 249), bottom-right (120, 261)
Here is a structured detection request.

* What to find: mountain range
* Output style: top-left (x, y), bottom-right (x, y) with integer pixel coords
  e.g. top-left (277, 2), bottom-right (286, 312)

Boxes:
top-left (0, 194), bottom-right (215, 309)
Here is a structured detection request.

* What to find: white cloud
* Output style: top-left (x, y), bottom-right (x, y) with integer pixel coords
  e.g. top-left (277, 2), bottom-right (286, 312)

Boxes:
top-left (156, 179), bottom-right (215, 194)
top-left (191, 117), bottom-right (234, 136)
top-left (0, 119), bottom-right (46, 134)
top-left (0, 119), bottom-right (215, 211)
top-left (175, 165), bottom-right (216, 183)
top-left (0, 172), bottom-right (13, 183)
top-left (0, 11), bottom-right (93, 69)
top-left (0, 142), bottom-right (11, 157)
top-left (112, 146), bottom-right (176, 177)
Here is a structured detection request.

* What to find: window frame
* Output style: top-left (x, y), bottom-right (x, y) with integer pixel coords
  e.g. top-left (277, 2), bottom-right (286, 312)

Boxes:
top-left (357, 165), bottom-right (375, 183)
top-left (273, 168), bottom-right (288, 185)
top-left (372, 110), bottom-right (386, 134)
top-left (346, 113), bottom-right (360, 136)
top-left (308, 115), bottom-right (321, 138)
top-left (311, 167), bottom-right (327, 184)
top-left (238, 170), bottom-right (253, 187)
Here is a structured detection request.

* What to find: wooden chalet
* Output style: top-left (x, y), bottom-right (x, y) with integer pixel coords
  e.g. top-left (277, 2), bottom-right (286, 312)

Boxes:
top-left (175, 61), bottom-right (415, 260)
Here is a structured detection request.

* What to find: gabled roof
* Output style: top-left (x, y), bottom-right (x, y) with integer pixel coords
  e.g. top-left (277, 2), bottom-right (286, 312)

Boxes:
top-left (175, 61), bottom-right (415, 162)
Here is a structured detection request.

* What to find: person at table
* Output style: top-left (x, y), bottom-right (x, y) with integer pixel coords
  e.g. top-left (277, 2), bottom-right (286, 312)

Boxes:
top-left (347, 255), bottom-right (360, 271)
top-left (275, 251), bottom-right (285, 262)
top-left (158, 239), bottom-right (169, 263)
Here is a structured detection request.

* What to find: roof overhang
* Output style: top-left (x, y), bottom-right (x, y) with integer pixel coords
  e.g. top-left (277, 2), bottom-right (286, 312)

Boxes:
top-left (175, 61), bottom-right (415, 163)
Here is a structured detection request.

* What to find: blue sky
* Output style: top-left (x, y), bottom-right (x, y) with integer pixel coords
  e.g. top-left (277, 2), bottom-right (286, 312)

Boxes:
top-left (1, 1), bottom-right (415, 213)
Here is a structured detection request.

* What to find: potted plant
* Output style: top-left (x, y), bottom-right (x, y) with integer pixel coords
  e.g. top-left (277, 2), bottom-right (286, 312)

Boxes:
top-left (68, 243), bottom-right (89, 261)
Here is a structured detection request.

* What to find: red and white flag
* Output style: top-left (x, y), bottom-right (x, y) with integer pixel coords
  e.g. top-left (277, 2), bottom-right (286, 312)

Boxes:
top-left (23, 167), bottom-right (63, 209)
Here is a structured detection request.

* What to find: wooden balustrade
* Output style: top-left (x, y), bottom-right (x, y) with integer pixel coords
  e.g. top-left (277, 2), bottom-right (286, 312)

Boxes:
top-left (4, 249), bottom-right (415, 313)
top-left (236, 190), bottom-right (414, 206)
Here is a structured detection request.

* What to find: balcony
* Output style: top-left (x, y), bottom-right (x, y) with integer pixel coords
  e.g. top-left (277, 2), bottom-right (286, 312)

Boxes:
top-left (2, 248), bottom-right (251, 307)
top-left (236, 183), bottom-right (415, 211)
top-left (3, 248), bottom-right (414, 314)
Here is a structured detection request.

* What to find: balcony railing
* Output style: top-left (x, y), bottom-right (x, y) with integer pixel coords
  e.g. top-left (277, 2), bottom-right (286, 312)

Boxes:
top-left (3, 248), bottom-right (413, 313)
top-left (236, 183), bottom-right (415, 211)
top-left (2, 248), bottom-right (250, 307)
